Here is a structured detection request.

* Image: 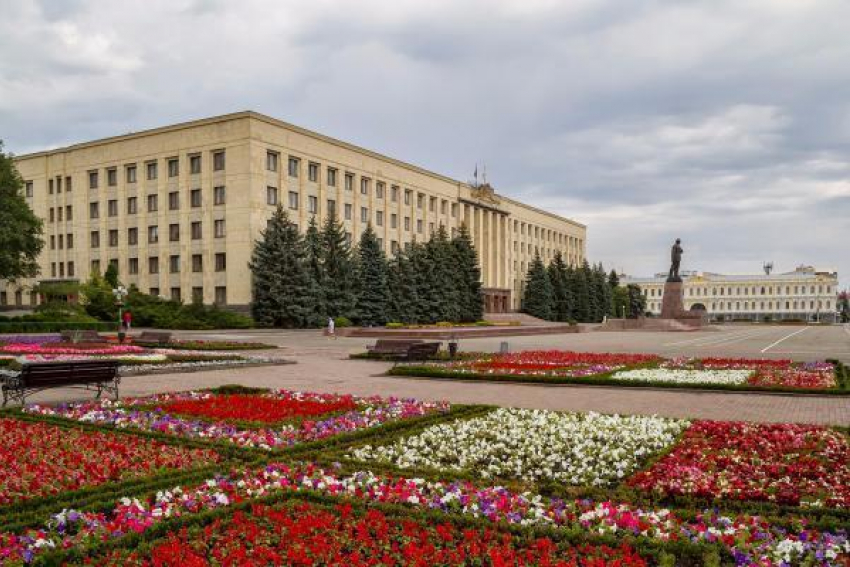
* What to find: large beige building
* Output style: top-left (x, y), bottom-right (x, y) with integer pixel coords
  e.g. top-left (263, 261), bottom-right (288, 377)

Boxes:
top-left (623, 266), bottom-right (839, 323)
top-left (4, 111), bottom-right (586, 313)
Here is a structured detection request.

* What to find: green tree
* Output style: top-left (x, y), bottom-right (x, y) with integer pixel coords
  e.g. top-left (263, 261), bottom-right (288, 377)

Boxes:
top-left (0, 141), bottom-right (44, 281)
top-left (451, 224), bottom-right (483, 322)
top-left (572, 261), bottom-right (591, 322)
top-left (104, 262), bottom-right (120, 288)
top-left (627, 283), bottom-right (647, 318)
top-left (249, 206), bottom-right (318, 328)
top-left (547, 251), bottom-right (571, 322)
top-left (321, 214), bottom-right (356, 320)
top-left (387, 248), bottom-right (419, 324)
top-left (304, 216), bottom-right (326, 321)
top-left (80, 272), bottom-right (118, 322)
top-left (608, 269), bottom-right (620, 290)
top-left (612, 285), bottom-right (629, 319)
top-left (407, 240), bottom-right (436, 323)
top-left (522, 253), bottom-right (554, 320)
top-left (596, 263), bottom-right (613, 319)
top-left (355, 224), bottom-right (389, 326)
top-left (426, 225), bottom-right (460, 322)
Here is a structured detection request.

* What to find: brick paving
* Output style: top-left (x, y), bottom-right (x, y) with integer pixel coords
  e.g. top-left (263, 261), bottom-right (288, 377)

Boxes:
top-left (22, 345), bottom-right (850, 426)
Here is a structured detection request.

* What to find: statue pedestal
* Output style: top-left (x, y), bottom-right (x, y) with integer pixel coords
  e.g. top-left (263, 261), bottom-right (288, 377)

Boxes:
top-left (661, 280), bottom-right (685, 319)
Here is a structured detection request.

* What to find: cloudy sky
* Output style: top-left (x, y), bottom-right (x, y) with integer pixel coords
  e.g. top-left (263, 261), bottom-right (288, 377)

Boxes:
top-left (2, 0), bottom-right (849, 288)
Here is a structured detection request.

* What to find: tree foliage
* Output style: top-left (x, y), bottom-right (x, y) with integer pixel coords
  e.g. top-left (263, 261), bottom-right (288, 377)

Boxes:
top-left (355, 224), bottom-right (389, 326)
top-left (0, 141), bottom-right (44, 281)
top-left (521, 253), bottom-right (554, 320)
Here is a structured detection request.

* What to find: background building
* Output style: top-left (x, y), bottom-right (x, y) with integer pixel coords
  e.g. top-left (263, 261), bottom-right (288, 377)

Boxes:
top-left (622, 266), bottom-right (839, 323)
top-left (3, 111), bottom-right (586, 313)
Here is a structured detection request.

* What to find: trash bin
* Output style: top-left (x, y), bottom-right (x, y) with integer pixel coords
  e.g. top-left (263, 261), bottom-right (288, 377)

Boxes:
top-left (499, 341), bottom-right (509, 354)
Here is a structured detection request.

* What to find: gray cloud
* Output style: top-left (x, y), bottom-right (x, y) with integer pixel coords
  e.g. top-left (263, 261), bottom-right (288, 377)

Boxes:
top-left (1, 0), bottom-right (848, 288)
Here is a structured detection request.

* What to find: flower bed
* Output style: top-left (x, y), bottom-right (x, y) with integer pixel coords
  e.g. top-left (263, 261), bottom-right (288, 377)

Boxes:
top-left (628, 421), bottom-right (850, 508)
top-left (0, 343), bottom-right (145, 356)
top-left (159, 339), bottom-right (277, 350)
top-left (160, 392), bottom-right (358, 424)
top-left (1, 463), bottom-right (846, 566)
top-left (611, 368), bottom-right (753, 385)
top-left (455, 350), bottom-right (661, 378)
top-left (350, 408), bottom-right (688, 485)
top-left (0, 334), bottom-right (61, 345)
top-left (0, 417), bottom-right (220, 506)
top-left (25, 390), bottom-right (450, 450)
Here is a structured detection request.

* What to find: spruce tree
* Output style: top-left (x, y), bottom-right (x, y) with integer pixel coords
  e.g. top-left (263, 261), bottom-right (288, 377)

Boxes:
top-left (522, 253), bottom-right (554, 320)
top-left (426, 225), bottom-right (460, 322)
top-left (392, 247), bottom-right (420, 323)
top-left (321, 214), bottom-right (356, 320)
top-left (451, 224), bottom-right (483, 322)
top-left (304, 216), bottom-right (326, 321)
top-left (627, 284), bottom-right (647, 318)
top-left (608, 269), bottom-right (620, 290)
top-left (547, 251), bottom-right (570, 322)
top-left (385, 253), bottom-right (403, 323)
top-left (597, 263), bottom-right (613, 319)
top-left (249, 207), bottom-right (317, 328)
top-left (573, 261), bottom-right (591, 322)
top-left (355, 224), bottom-right (389, 326)
top-left (407, 240), bottom-right (436, 323)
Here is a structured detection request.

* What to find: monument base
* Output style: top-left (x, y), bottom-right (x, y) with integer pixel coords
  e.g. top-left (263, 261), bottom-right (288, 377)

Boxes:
top-left (660, 279), bottom-right (708, 327)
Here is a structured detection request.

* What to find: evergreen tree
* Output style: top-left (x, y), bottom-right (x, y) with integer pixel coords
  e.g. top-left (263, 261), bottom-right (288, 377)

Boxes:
top-left (547, 251), bottom-right (570, 322)
top-left (564, 263), bottom-right (577, 321)
top-left (522, 253), bottom-right (554, 320)
top-left (451, 224), bottom-right (483, 322)
top-left (249, 207), bottom-right (318, 328)
top-left (391, 247), bottom-right (420, 323)
top-left (0, 141), bottom-right (44, 281)
top-left (597, 263), bottom-right (613, 319)
top-left (407, 240), bottom-right (436, 323)
top-left (608, 269), bottom-right (620, 290)
top-left (385, 253), bottom-right (403, 323)
top-left (426, 225), bottom-right (460, 322)
top-left (627, 284), bottom-right (647, 318)
top-left (304, 216), bottom-right (326, 321)
top-left (104, 262), bottom-right (120, 288)
top-left (573, 261), bottom-right (591, 322)
top-left (355, 224), bottom-right (389, 326)
top-left (321, 214), bottom-right (356, 320)
top-left (612, 286), bottom-right (629, 319)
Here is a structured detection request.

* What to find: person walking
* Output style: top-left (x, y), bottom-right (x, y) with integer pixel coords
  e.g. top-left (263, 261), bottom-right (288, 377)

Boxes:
top-left (122, 309), bottom-right (133, 331)
top-left (327, 316), bottom-right (336, 339)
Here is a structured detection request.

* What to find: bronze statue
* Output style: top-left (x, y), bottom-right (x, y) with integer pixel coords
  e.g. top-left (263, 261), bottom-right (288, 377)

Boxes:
top-left (668, 238), bottom-right (683, 282)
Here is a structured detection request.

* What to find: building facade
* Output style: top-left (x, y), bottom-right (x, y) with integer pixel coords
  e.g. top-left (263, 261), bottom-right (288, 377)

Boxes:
top-left (3, 112), bottom-right (586, 313)
top-left (622, 266), bottom-right (839, 323)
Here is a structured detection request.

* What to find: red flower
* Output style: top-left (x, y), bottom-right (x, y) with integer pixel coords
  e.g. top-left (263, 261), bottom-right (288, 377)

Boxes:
top-left (161, 394), bottom-right (358, 424)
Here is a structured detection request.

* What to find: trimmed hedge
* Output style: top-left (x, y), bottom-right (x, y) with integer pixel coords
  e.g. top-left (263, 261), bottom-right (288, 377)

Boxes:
top-left (0, 321), bottom-right (119, 333)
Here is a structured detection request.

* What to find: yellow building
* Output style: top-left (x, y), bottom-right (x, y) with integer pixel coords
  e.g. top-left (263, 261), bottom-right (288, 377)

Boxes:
top-left (623, 266), bottom-right (839, 323)
top-left (4, 111), bottom-right (586, 313)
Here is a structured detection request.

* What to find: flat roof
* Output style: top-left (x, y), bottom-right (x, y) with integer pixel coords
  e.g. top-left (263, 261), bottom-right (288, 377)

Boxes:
top-left (16, 110), bottom-right (585, 230)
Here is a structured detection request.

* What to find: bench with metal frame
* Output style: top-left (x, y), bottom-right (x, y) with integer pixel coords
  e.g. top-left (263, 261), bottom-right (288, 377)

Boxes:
top-left (1, 360), bottom-right (121, 407)
top-left (133, 331), bottom-right (173, 347)
top-left (366, 339), bottom-right (424, 356)
top-left (393, 342), bottom-right (441, 365)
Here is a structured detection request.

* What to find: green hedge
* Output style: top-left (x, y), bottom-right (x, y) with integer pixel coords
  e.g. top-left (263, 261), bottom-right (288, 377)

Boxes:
top-left (388, 364), bottom-right (850, 395)
top-left (0, 321), bottom-right (119, 333)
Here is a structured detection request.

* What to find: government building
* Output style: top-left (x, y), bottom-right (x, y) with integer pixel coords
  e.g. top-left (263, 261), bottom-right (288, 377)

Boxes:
top-left (4, 111), bottom-right (586, 313)
top-left (622, 266), bottom-right (839, 323)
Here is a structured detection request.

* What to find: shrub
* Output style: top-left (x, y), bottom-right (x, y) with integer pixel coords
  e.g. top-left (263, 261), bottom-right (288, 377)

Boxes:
top-left (334, 316), bottom-right (353, 328)
top-left (386, 322), bottom-right (404, 329)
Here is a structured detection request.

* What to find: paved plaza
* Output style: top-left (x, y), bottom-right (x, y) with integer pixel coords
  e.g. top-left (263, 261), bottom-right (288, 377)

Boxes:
top-left (20, 324), bottom-right (850, 425)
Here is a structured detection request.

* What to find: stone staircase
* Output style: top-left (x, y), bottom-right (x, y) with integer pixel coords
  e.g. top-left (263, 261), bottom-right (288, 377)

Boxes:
top-left (483, 312), bottom-right (566, 327)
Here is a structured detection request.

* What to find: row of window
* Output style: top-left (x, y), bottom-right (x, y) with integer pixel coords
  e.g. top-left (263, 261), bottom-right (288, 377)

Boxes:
top-left (0, 286), bottom-right (228, 307)
top-left (647, 300), bottom-right (834, 312)
top-left (75, 253), bottom-right (227, 277)
top-left (81, 221), bottom-right (226, 248)
top-left (645, 284), bottom-right (834, 298)
top-left (47, 187), bottom-right (227, 223)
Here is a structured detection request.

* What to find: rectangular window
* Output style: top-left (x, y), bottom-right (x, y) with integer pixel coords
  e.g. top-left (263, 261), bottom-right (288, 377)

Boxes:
top-left (192, 254), bottom-right (203, 272)
top-left (90, 260), bottom-right (100, 274)
top-left (441, 200), bottom-right (447, 214)
top-left (267, 186), bottom-right (278, 205)
top-left (288, 157), bottom-right (300, 177)
top-left (214, 219), bottom-right (226, 238)
top-left (391, 185), bottom-right (399, 202)
top-left (214, 286), bottom-right (227, 305)
top-left (127, 197), bottom-right (137, 214)
top-left (327, 199), bottom-right (336, 218)
top-left (344, 173), bottom-right (354, 191)
top-left (108, 199), bottom-right (118, 217)
top-left (148, 256), bottom-right (159, 274)
top-left (429, 197), bottom-right (436, 212)
top-left (429, 222), bottom-right (434, 234)
top-left (168, 158), bottom-right (179, 178)
top-left (49, 179), bottom-right (53, 194)
top-left (67, 233), bottom-right (74, 249)
top-left (190, 189), bottom-right (202, 207)
top-left (128, 257), bottom-right (139, 275)
top-left (128, 227), bottom-right (138, 245)
top-left (404, 189), bottom-right (411, 205)
top-left (376, 211), bottom-right (384, 227)
top-left (107, 168), bottom-right (117, 187)
top-left (126, 165), bottom-right (137, 183)
top-left (416, 219), bottom-right (423, 233)
top-left (67, 261), bottom-right (75, 277)
top-left (391, 240), bottom-right (399, 254)
top-left (344, 203), bottom-right (352, 220)
top-left (89, 202), bottom-right (100, 219)
top-left (308, 195), bottom-right (318, 214)
top-left (191, 221), bottom-right (202, 240)
top-left (288, 191), bottom-right (299, 210)
top-left (327, 168), bottom-right (337, 186)
top-left (451, 203), bottom-right (458, 217)
top-left (89, 171), bottom-right (98, 189)
top-left (213, 186), bottom-right (226, 205)
top-left (49, 208), bottom-right (54, 222)
top-left (169, 255), bottom-right (180, 273)
top-left (147, 194), bottom-right (158, 212)
top-left (146, 161), bottom-right (157, 180)
top-left (169, 223), bottom-right (180, 242)
top-left (0, 291), bottom-right (6, 306)
top-left (361, 177), bottom-right (370, 195)
top-left (376, 182), bottom-right (385, 199)
top-left (215, 253), bottom-right (226, 271)
top-left (266, 151), bottom-right (279, 172)
top-left (149, 287), bottom-right (160, 297)
top-left (57, 207), bottom-right (63, 222)
top-left (56, 176), bottom-right (62, 193)
top-left (192, 287), bottom-right (203, 303)
top-left (90, 230), bottom-right (100, 248)
top-left (171, 287), bottom-right (181, 302)
top-left (417, 194), bottom-right (424, 209)
top-left (25, 181), bottom-right (33, 197)
top-left (360, 207), bottom-right (369, 222)
top-left (212, 151), bottom-right (225, 171)
top-left (50, 235), bottom-right (55, 250)
top-left (308, 162), bottom-right (319, 182)
top-left (109, 229), bottom-right (118, 247)
top-left (189, 155), bottom-right (201, 174)
top-left (404, 216), bottom-right (410, 231)
top-left (168, 191), bottom-right (179, 210)
top-left (58, 234), bottom-right (63, 249)
top-left (148, 225), bottom-right (159, 243)
top-left (391, 213), bottom-right (397, 229)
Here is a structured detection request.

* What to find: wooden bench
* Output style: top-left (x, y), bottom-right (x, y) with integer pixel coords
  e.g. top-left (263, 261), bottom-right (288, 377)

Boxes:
top-left (60, 329), bottom-right (108, 344)
top-left (367, 339), bottom-right (424, 356)
top-left (394, 342), bottom-right (441, 365)
top-left (1, 360), bottom-right (120, 407)
top-left (133, 331), bottom-right (172, 347)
